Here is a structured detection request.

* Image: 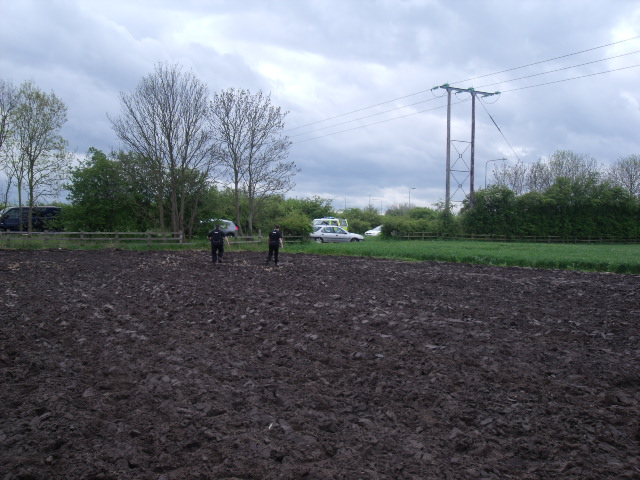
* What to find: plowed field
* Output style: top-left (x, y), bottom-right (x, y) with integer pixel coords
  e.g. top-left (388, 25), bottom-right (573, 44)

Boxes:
top-left (1, 249), bottom-right (639, 479)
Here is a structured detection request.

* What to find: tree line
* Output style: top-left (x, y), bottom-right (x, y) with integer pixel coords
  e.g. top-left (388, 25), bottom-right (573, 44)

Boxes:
top-left (3, 69), bottom-right (639, 240)
top-left (461, 150), bottom-right (640, 239)
top-left (1, 63), bottom-right (298, 236)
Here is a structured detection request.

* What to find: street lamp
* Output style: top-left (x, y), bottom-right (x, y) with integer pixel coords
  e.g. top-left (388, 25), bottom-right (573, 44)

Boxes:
top-left (484, 158), bottom-right (507, 188)
top-left (334, 197), bottom-right (346, 211)
top-left (408, 187), bottom-right (416, 209)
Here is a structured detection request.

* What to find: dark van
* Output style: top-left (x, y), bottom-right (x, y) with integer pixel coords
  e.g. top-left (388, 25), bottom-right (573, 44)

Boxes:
top-left (0, 206), bottom-right (62, 231)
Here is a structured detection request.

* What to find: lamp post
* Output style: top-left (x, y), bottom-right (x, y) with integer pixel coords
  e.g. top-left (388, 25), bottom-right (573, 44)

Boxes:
top-left (334, 197), bottom-right (346, 211)
top-left (484, 158), bottom-right (507, 188)
top-left (408, 187), bottom-right (416, 209)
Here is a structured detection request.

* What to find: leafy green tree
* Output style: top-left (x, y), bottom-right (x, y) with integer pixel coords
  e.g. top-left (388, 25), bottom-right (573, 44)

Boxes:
top-left (408, 207), bottom-right (438, 221)
top-left (460, 185), bottom-right (517, 236)
top-left (340, 206), bottom-right (383, 233)
top-left (273, 211), bottom-right (313, 237)
top-left (65, 148), bottom-right (144, 231)
top-left (281, 195), bottom-right (333, 220)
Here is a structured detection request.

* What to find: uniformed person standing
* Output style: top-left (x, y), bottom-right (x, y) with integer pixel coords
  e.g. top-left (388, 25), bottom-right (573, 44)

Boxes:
top-left (265, 224), bottom-right (283, 266)
top-left (207, 224), bottom-right (230, 264)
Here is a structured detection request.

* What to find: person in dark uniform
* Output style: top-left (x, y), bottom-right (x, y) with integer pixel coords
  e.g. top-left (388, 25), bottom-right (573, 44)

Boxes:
top-left (207, 224), bottom-right (230, 264)
top-left (265, 224), bottom-right (283, 266)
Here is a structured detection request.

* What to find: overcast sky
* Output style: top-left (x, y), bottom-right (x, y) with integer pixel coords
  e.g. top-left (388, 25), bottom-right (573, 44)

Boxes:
top-left (1, 0), bottom-right (639, 211)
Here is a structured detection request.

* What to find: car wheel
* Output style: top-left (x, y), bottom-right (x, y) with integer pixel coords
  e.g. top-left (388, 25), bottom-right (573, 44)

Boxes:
top-left (315, 237), bottom-right (324, 243)
top-left (350, 238), bottom-right (360, 242)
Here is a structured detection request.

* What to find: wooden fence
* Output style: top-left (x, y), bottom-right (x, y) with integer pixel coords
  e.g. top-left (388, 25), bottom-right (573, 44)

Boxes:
top-left (0, 231), bottom-right (184, 247)
top-left (0, 230), bottom-right (308, 248)
top-left (393, 232), bottom-right (640, 244)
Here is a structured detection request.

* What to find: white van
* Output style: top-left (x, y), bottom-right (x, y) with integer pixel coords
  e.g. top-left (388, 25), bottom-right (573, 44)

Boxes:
top-left (312, 217), bottom-right (349, 231)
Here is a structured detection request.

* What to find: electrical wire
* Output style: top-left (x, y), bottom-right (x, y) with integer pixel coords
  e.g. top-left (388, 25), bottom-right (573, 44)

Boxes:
top-left (448, 35), bottom-right (640, 87)
top-left (478, 98), bottom-right (521, 162)
top-left (474, 50), bottom-right (640, 91)
top-left (287, 36), bottom-right (640, 140)
top-left (499, 63), bottom-right (640, 93)
top-left (289, 96), bottom-right (442, 139)
top-left (284, 88), bottom-right (435, 132)
top-left (292, 99), bottom-right (470, 144)
top-left (291, 60), bottom-right (640, 144)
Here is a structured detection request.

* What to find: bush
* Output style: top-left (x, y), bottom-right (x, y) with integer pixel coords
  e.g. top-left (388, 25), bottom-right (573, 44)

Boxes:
top-left (273, 211), bottom-right (314, 238)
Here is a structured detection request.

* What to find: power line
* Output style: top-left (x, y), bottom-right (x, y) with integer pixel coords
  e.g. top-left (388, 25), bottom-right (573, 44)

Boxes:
top-left (478, 98), bottom-right (521, 162)
top-left (292, 100), bottom-right (469, 144)
top-left (294, 50), bottom-right (640, 140)
top-left (448, 35), bottom-right (640, 87)
top-left (284, 89), bottom-right (435, 132)
top-left (291, 62), bottom-right (640, 144)
top-left (291, 61), bottom-right (640, 144)
top-left (288, 96), bottom-right (442, 139)
top-left (474, 50), bottom-right (640, 90)
top-left (286, 36), bottom-right (640, 134)
top-left (500, 63), bottom-right (640, 93)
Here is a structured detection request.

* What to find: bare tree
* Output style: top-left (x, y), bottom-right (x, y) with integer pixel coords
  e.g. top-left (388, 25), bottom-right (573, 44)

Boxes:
top-left (546, 150), bottom-right (600, 182)
top-left (0, 79), bottom-right (21, 211)
top-left (211, 89), bottom-right (295, 234)
top-left (11, 81), bottom-right (71, 232)
top-left (0, 79), bottom-right (20, 152)
top-left (608, 154), bottom-right (640, 198)
top-left (109, 62), bottom-right (217, 234)
top-left (492, 160), bottom-right (528, 195)
top-left (526, 158), bottom-right (551, 192)
top-left (526, 150), bottom-right (600, 192)
top-left (0, 140), bottom-right (22, 212)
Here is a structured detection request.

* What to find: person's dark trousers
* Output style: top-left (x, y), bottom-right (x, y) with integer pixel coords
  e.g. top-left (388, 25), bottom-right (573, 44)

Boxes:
top-left (267, 245), bottom-right (279, 264)
top-left (211, 243), bottom-right (224, 263)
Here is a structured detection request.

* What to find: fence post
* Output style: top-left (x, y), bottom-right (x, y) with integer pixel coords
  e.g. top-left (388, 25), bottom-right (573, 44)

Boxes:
top-left (147, 231), bottom-right (151, 245)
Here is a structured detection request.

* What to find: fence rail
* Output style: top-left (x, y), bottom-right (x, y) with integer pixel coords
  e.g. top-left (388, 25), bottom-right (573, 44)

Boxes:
top-left (0, 231), bottom-right (184, 246)
top-left (228, 235), bottom-right (306, 245)
top-left (394, 232), bottom-right (640, 244)
top-left (0, 231), bottom-right (308, 248)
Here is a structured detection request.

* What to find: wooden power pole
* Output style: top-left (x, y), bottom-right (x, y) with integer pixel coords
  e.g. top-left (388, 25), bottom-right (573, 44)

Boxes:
top-left (434, 84), bottom-right (499, 210)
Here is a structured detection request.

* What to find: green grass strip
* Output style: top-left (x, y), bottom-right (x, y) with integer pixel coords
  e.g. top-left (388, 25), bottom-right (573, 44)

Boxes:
top-left (284, 239), bottom-right (640, 274)
top-left (2, 236), bottom-right (639, 274)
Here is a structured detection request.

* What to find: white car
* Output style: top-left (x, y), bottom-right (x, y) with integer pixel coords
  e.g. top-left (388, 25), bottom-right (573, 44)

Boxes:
top-left (310, 226), bottom-right (364, 243)
top-left (365, 225), bottom-right (382, 236)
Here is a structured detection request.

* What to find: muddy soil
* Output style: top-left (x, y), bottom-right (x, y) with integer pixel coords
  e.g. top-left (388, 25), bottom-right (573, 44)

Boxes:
top-left (1, 249), bottom-right (639, 479)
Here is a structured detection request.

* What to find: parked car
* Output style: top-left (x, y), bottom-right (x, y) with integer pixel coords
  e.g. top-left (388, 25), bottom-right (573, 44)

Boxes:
top-left (201, 219), bottom-right (239, 237)
top-left (310, 226), bottom-right (364, 243)
top-left (0, 206), bottom-right (62, 231)
top-left (365, 225), bottom-right (383, 236)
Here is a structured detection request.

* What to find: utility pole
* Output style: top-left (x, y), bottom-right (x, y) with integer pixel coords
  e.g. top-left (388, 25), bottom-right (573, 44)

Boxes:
top-left (434, 84), bottom-right (499, 210)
